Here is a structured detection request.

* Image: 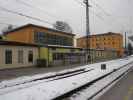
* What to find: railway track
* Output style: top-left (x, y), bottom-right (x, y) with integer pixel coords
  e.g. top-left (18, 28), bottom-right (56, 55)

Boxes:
top-left (53, 62), bottom-right (133, 100)
top-left (0, 67), bottom-right (93, 89)
top-left (0, 57), bottom-right (131, 90)
top-left (0, 58), bottom-right (133, 100)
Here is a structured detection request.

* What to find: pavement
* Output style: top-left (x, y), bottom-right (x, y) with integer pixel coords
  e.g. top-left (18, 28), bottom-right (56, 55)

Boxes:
top-left (0, 64), bottom-right (85, 81)
top-left (97, 69), bottom-right (133, 100)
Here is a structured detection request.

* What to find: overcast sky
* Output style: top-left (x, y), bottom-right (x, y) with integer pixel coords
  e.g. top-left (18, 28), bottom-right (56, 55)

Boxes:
top-left (0, 0), bottom-right (133, 37)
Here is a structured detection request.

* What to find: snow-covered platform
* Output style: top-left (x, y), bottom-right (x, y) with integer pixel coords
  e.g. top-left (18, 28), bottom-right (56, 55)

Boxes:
top-left (0, 56), bottom-right (133, 100)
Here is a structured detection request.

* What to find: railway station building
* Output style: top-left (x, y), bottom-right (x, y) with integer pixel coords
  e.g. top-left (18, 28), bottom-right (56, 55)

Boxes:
top-left (0, 24), bottom-right (119, 69)
top-left (4, 24), bottom-right (86, 67)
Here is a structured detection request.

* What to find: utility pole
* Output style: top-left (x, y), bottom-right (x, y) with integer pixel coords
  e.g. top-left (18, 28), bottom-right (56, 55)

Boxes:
top-left (84, 0), bottom-right (91, 63)
top-left (125, 32), bottom-right (127, 49)
top-left (125, 32), bottom-right (127, 55)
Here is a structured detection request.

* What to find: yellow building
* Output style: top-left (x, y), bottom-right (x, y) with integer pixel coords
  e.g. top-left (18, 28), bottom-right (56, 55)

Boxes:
top-left (77, 32), bottom-right (124, 57)
top-left (3, 24), bottom-right (119, 67)
top-left (4, 24), bottom-right (87, 66)
top-left (5, 24), bottom-right (75, 46)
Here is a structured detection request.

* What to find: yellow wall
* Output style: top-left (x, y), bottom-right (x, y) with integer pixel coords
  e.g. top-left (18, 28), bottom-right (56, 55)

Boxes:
top-left (40, 47), bottom-right (49, 60)
top-left (40, 47), bottom-right (83, 64)
top-left (6, 25), bottom-right (74, 45)
top-left (6, 26), bottom-right (34, 44)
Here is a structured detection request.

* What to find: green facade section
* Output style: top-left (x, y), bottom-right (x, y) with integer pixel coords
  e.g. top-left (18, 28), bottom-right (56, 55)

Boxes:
top-left (40, 47), bottom-right (48, 59)
top-left (39, 46), bottom-right (118, 67)
top-left (39, 47), bottom-right (83, 65)
top-left (0, 35), bottom-right (6, 40)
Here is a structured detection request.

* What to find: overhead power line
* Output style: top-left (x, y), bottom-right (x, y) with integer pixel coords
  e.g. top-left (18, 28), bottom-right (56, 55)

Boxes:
top-left (73, 0), bottom-right (105, 21)
top-left (74, 0), bottom-right (85, 6)
top-left (90, 0), bottom-right (111, 17)
top-left (74, 0), bottom-right (112, 19)
top-left (16, 0), bottom-right (65, 21)
top-left (0, 22), bottom-right (17, 26)
top-left (0, 6), bottom-right (53, 25)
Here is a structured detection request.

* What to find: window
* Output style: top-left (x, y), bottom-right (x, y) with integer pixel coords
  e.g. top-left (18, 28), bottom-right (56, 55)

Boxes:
top-left (34, 32), bottom-right (46, 44)
top-left (51, 48), bottom-right (56, 51)
top-left (53, 53), bottom-right (64, 60)
top-left (34, 32), bottom-right (73, 46)
top-left (28, 51), bottom-right (33, 63)
top-left (18, 50), bottom-right (23, 64)
top-left (5, 50), bottom-right (12, 64)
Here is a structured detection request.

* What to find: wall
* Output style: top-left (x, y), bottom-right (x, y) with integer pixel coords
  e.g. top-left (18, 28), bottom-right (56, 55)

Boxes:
top-left (0, 45), bottom-right (39, 69)
top-left (39, 47), bottom-right (85, 66)
top-left (6, 26), bottom-right (34, 44)
top-left (90, 49), bottom-right (117, 63)
top-left (6, 26), bottom-right (74, 46)
top-left (39, 46), bottom-right (117, 66)
top-left (32, 26), bottom-right (74, 38)
top-left (77, 34), bottom-right (124, 57)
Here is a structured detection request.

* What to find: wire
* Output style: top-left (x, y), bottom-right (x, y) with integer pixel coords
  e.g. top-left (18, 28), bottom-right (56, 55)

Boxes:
top-left (0, 6), bottom-right (53, 25)
top-left (73, 0), bottom-right (85, 6)
top-left (73, 0), bottom-right (103, 19)
top-left (74, 0), bottom-right (113, 20)
top-left (15, 0), bottom-right (65, 21)
top-left (0, 22), bottom-right (18, 26)
top-left (90, 0), bottom-right (111, 17)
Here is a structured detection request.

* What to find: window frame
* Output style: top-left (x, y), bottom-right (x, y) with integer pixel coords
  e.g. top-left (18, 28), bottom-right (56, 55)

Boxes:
top-left (5, 49), bottom-right (12, 64)
top-left (28, 51), bottom-right (33, 63)
top-left (18, 50), bottom-right (24, 64)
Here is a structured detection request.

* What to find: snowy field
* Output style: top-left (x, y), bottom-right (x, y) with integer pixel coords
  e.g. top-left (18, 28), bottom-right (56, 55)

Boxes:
top-left (0, 56), bottom-right (133, 100)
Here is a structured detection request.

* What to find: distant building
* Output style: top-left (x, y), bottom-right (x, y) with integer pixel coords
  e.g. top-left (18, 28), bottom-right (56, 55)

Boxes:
top-left (5, 24), bottom-right (75, 46)
top-left (0, 40), bottom-right (39, 70)
top-left (77, 32), bottom-right (124, 57)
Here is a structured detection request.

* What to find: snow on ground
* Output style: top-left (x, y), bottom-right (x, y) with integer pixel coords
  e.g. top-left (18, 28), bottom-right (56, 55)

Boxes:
top-left (70, 59), bottom-right (133, 100)
top-left (0, 69), bottom-right (112, 100)
top-left (0, 56), bottom-right (133, 100)
top-left (0, 65), bottom-right (88, 89)
top-left (0, 57), bottom-right (131, 89)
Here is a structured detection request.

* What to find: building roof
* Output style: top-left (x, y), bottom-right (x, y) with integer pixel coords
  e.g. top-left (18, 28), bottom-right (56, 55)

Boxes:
top-left (40, 44), bottom-right (117, 51)
top-left (0, 40), bottom-right (118, 51)
top-left (46, 45), bottom-right (83, 49)
top-left (5, 24), bottom-right (75, 36)
top-left (0, 40), bottom-right (38, 47)
top-left (77, 32), bottom-right (122, 39)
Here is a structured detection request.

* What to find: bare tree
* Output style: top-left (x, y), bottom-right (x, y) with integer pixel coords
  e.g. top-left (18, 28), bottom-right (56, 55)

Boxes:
top-left (2, 25), bottom-right (14, 35)
top-left (53, 21), bottom-right (73, 33)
